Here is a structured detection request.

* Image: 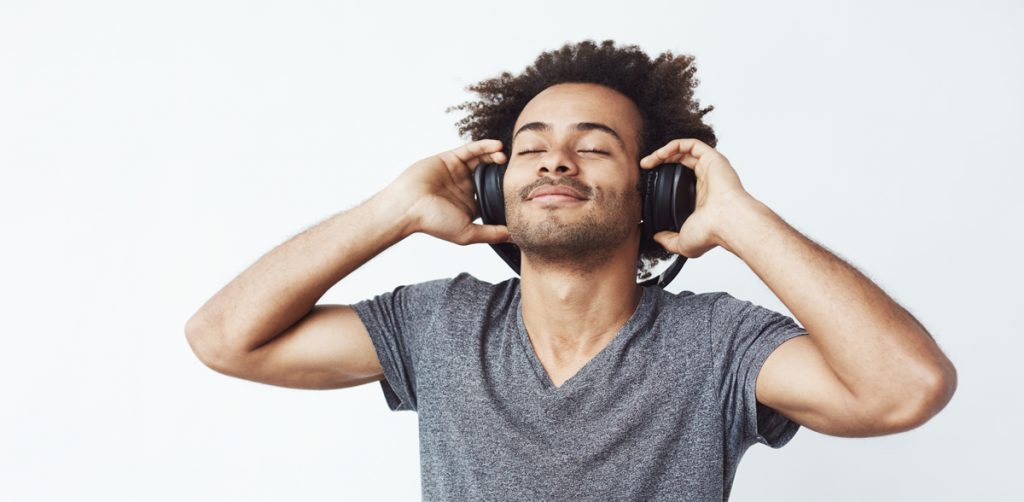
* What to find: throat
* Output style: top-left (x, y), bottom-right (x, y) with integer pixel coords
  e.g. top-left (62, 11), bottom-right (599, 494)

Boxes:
top-left (528, 332), bottom-right (617, 389)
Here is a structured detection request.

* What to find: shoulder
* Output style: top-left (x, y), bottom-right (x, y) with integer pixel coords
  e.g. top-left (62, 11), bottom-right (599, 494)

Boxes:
top-left (667, 290), bottom-right (765, 319)
top-left (646, 289), bottom-right (768, 339)
top-left (647, 287), bottom-right (732, 318)
top-left (388, 271), bottom-right (500, 295)
top-left (641, 288), bottom-right (729, 341)
top-left (448, 271), bottom-right (516, 294)
top-left (431, 271), bottom-right (521, 311)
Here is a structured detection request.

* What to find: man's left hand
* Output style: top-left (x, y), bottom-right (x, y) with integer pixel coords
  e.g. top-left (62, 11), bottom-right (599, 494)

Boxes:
top-left (639, 138), bottom-right (755, 258)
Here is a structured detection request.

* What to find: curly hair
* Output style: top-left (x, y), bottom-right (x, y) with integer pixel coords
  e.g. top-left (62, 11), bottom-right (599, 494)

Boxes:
top-left (445, 39), bottom-right (718, 281)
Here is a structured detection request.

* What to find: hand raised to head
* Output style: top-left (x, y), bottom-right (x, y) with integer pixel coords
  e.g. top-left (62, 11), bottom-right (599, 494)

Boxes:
top-left (639, 138), bottom-right (755, 258)
top-left (385, 139), bottom-right (512, 246)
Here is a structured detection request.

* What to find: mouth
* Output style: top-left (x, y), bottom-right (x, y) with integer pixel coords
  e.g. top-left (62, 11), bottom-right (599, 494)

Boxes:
top-left (526, 184), bottom-right (588, 201)
top-left (529, 194), bottom-right (586, 204)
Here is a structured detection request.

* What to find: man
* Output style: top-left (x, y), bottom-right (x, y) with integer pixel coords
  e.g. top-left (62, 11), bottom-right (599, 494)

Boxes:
top-left (185, 40), bottom-right (957, 500)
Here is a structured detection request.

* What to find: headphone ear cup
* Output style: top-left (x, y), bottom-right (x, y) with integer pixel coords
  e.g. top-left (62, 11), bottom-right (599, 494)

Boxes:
top-left (638, 163), bottom-right (697, 288)
top-left (473, 162), bottom-right (521, 275)
top-left (640, 169), bottom-right (658, 243)
top-left (650, 163), bottom-right (696, 234)
top-left (473, 163), bottom-right (507, 225)
top-left (673, 164), bottom-right (697, 231)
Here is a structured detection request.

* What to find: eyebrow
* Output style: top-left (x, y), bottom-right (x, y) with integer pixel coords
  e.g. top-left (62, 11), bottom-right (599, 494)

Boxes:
top-left (512, 121), bottom-right (627, 151)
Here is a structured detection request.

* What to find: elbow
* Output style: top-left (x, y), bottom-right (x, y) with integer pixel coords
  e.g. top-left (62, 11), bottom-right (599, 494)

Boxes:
top-left (184, 313), bottom-right (208, 355)
top-left (184, 313), bottom-right (204, 342)
top-left (184, 314), bottom-right (254, 378)
top-left (885, 365), bottom-right (958, 432)
top-left (184, 314), bottom-right (228, 370)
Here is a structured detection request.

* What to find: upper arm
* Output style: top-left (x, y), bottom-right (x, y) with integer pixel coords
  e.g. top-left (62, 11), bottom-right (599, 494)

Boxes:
top-left (195, 304), bottom-right (385, 390)
top-left (756, 335), bottom-right (896, 437)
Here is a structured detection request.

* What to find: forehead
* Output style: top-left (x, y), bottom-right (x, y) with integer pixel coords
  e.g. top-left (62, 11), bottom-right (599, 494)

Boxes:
top-left (513, 83), bottom-right (641, 145)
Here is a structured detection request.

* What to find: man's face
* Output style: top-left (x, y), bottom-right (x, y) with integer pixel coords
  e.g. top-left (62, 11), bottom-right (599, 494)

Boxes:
top-left (503, 82), bottom-right (644, 266)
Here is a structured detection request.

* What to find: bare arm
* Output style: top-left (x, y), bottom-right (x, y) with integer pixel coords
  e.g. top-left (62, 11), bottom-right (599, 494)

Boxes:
top-left (184, 139), bottom-right (511, 389)
top-left (721, 196), bottom-right (956, 433)
top-left (183, 189), bottom-right (413, 384)
top-left (641, 138), bottom-right (957, 436)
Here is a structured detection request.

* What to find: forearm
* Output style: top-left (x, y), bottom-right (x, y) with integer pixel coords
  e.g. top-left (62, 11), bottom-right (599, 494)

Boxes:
top-left (186, 186), bottom-right (416, 354)
top-left (716, 196), bottom-right (957, 411)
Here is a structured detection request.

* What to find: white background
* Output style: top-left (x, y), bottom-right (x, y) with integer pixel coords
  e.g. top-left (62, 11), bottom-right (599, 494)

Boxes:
top-left (1, 1), bottom-right (1020, 500)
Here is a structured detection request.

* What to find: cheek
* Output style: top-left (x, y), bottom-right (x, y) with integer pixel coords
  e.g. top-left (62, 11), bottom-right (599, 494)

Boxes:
top-left (502, 172), bottom-right (528, 201)
top-left (601, 182), bottom-right (642, 207)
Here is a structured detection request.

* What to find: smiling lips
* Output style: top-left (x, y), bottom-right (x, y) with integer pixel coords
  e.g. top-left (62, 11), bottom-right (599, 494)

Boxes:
top-left (527, 185), bottom-right (587, 202)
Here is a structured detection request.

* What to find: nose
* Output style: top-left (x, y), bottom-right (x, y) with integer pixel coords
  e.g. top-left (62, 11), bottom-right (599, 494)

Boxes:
top-left (536, 147), bottom-right (579, 177)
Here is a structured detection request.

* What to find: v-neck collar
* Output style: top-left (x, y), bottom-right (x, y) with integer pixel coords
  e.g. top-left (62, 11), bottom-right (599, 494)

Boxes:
top-left (513, 284), bottom-right (654, 395)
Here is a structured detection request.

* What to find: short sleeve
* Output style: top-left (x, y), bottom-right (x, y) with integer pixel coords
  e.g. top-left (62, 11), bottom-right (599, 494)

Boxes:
top-left (350, 276), bottom-right (455, 412)
top-left (709, 292), bottom-right (809, 450)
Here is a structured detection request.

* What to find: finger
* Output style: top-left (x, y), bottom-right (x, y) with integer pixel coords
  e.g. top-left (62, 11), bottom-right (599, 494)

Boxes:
top-left (664, 138), bottom-right (712, 158)
top-left (438, 142), bottom-right (505, 196)
top-left (640, 139), bottom-right (689, 168)
top-left (640, 141), bottom-right (683, 169)
top-left (639, 151), bottom-right (663, 169)
top-left (642, 139), bottom-right (713, 169)
top-left (441, 141), bottom-right (506, 190)
top-left (641, 151), bottom-right (701, 170)
top-left (450, 139), bottom-right (505, 172)
top-left (653, 230), bottom-right (679, 254)
top-left (468, 150), bottom-right (507, 170)
top-left (639, 151), bottom-right (662, 169)
top-left (459, 223), bottom-right (511, 246)
top-left (666, 153), bottom-right (701, 169)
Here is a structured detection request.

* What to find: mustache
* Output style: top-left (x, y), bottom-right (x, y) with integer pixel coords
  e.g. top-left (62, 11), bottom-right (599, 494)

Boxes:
top-left (517, 178), bottom-right (593, 200)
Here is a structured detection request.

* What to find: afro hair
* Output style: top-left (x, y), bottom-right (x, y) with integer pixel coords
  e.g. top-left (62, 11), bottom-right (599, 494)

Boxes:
top-left (446, 39), bottom-right (718, 281)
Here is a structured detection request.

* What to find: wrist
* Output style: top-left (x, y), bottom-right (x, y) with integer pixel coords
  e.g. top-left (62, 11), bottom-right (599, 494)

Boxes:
top-left (713, 193), bottom-right (777, 256)
top-left (366, 185), bottom-right (420, 241)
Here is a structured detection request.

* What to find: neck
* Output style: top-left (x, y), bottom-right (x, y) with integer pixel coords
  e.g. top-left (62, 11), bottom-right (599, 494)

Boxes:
top-left (518, 244), bottom-right (643, 367)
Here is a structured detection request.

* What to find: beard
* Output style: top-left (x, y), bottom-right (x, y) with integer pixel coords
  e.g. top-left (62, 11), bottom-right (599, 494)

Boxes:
top-left (504, 179), bottom-right (643, 272)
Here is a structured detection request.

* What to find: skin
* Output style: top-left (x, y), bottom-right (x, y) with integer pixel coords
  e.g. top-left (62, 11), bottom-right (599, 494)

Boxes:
top-left (473, 82), bottom-right (957, 434)
top-left (638, 137), bottom-right (958, 436)
top-left (500, 83), bottom-right (649, 386)
top-left (186, 79), bottom-right (957, 435)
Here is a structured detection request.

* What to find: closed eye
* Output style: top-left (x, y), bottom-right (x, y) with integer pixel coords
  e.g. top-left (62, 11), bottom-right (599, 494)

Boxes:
top-left (516, 149), bottom-right (609, 155)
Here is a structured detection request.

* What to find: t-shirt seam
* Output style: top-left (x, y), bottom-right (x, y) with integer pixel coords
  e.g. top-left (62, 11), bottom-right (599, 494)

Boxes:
top-left (747, 320), bottom-right (809, 447)
top-left (350, 300), bottom-right (409, 411)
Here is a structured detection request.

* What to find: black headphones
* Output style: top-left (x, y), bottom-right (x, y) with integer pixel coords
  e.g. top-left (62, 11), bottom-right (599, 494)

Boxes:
top-left (472, 162), bottom-right (697, 289)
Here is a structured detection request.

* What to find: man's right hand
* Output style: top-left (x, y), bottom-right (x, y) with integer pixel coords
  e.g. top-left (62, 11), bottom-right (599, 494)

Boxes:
top-left (385, 139), bottom-right (513, 246)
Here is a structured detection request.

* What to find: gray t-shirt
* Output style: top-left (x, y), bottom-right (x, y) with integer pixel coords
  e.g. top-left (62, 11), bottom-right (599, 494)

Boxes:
top-left (352, 271), bottom-right (809, 501)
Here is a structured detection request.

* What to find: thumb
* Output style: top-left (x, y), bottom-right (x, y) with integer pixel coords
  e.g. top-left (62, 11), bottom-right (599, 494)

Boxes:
top-left (653, 230), bottom-right (679, 254)
top-left (461, 223), bottom-right (511, 245)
